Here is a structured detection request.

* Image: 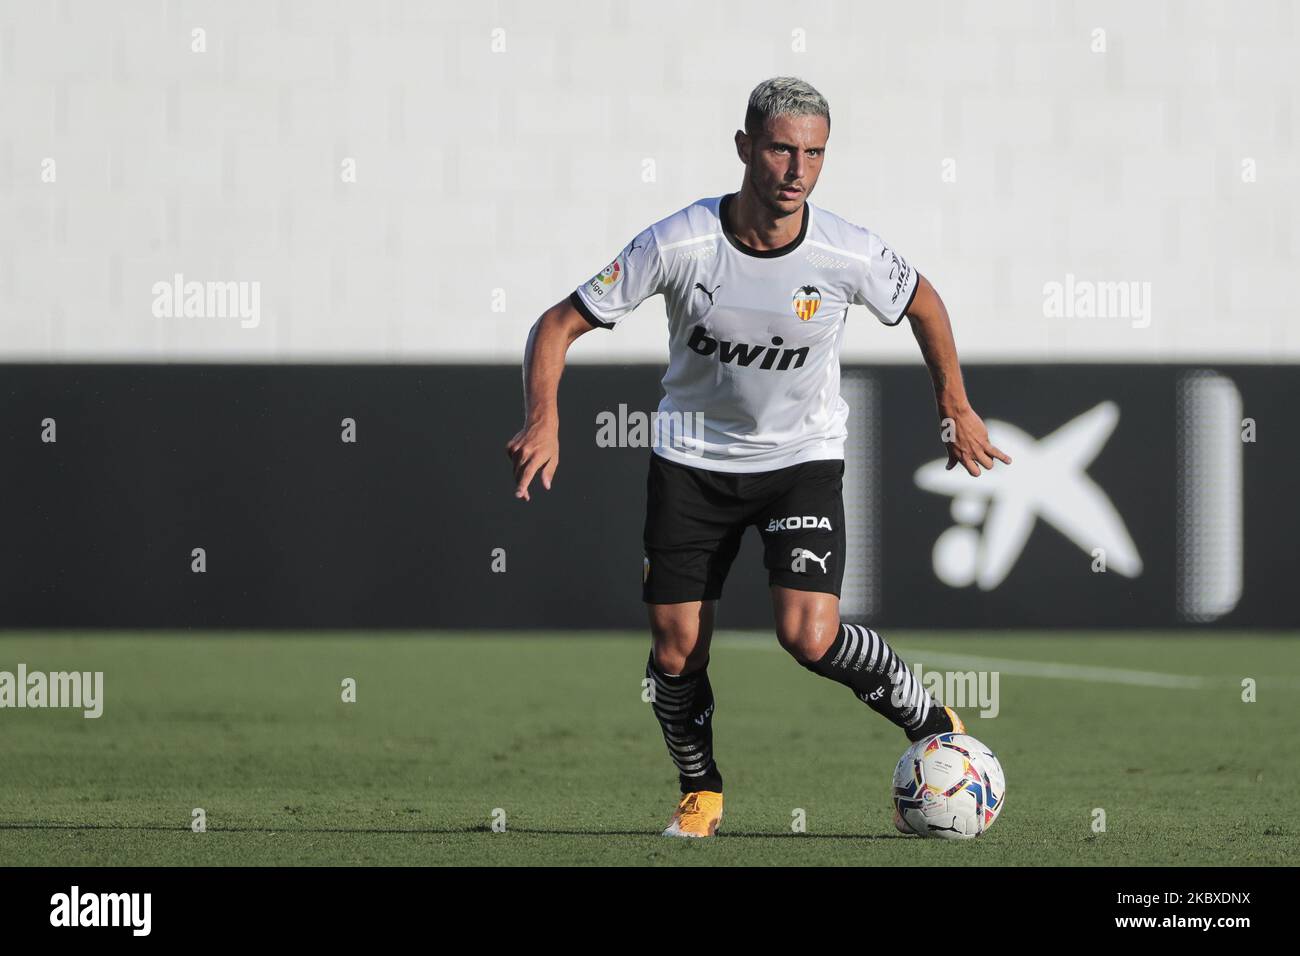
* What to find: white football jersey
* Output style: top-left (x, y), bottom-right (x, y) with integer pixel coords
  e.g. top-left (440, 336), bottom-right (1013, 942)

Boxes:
top-left (571, 193), bottom-right (919, 473)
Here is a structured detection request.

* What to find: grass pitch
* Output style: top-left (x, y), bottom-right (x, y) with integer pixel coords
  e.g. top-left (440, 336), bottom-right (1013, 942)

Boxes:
top-left (0, 631), bottom-right (1296, 866)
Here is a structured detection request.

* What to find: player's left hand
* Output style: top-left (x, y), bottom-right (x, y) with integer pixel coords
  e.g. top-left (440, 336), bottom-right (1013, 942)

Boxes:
top-left (942, 406), bottom-right (1011, 477)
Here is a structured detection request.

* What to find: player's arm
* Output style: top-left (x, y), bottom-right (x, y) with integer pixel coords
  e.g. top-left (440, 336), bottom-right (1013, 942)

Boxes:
top-left (904, 274), bottom-right (1011, 477)
top-left (505, 297), bottom-right (594, 501)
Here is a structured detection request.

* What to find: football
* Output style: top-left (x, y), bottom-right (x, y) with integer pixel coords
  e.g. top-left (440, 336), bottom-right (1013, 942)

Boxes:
top-left (891, 732), bottom-right (1006, 839)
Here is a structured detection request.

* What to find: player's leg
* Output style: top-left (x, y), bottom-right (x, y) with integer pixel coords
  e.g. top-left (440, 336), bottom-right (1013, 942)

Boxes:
top-left (646, 600), bottom-right (721, 793)
top-left (642, 453), bottom-right (744, 836)
top-left (758, 459), bottom-right (959, 740)
top-left (770, 586), bottom-right (958, 740)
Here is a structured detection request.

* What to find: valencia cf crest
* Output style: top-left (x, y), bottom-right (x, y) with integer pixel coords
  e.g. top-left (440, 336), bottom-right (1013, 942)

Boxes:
top-left (792, 284), bottom-right (821, 321)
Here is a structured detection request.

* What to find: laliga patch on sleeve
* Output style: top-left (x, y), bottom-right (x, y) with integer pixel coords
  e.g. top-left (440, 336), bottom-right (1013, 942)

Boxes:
top-left (586, 258), bottom-right (622, 299)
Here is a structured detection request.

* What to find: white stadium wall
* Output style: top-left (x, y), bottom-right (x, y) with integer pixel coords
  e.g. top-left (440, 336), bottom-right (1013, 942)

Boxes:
top-left (1, 1), bottom-right (1297, 364)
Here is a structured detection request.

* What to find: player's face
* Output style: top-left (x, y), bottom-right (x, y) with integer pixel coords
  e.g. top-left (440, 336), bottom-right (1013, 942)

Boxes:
top-left (740, 113), bottom-right (828, 215)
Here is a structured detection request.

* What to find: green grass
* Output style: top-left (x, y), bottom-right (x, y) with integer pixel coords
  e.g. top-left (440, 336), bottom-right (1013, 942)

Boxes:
top-left (0, 631), bottom-right (1296, 866)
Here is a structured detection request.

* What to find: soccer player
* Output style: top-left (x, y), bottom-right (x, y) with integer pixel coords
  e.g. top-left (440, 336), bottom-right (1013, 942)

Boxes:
top-left (506, 77), bottom-right (1010, 838)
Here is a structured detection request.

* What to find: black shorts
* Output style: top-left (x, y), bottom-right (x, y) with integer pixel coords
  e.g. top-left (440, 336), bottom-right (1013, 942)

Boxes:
top-left (642, 453), bottom-right (846, 604)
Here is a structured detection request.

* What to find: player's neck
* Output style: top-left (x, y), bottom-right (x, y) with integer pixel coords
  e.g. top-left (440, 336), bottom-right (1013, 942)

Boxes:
top-left (724, 188), bottom-right (805, 252)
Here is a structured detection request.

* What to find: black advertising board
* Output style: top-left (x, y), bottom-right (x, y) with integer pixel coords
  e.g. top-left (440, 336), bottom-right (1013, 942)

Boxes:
top-left (0, 364), bottom-right (1292, 629)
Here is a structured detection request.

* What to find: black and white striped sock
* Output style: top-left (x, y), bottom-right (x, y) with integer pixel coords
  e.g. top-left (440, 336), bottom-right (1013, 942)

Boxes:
top-left (645, 652), bottom-right (723, 794)
top-left (804, 623), bottom-right (953, 741)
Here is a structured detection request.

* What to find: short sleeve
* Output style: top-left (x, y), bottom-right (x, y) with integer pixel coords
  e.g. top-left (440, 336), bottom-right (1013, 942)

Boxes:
top-left (849, 226), bottom-right (920, 326)
top-left (570, 227), bottom-right (665, 330)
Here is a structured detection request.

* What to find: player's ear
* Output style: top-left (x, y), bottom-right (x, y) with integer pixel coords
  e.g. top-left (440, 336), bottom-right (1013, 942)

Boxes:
top-left (734, 129), bottom-right (749, 162)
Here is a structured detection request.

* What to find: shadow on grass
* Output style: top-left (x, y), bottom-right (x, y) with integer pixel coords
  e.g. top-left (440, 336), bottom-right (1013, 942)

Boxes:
top-left (0, 822), bottom-right (903, 841)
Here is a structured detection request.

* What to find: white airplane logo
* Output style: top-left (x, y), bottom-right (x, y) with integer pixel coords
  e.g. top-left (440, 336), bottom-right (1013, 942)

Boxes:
top-left (914, 401), bottom-right (1142, 590)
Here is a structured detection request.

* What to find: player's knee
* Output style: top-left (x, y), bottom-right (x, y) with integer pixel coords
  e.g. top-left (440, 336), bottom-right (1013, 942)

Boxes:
top-left (775, 614), bottom-right (838, 665)
top-left (651, 639), bottom-right (708, 676)
top-left (649, 614), bottom-right (710, 675)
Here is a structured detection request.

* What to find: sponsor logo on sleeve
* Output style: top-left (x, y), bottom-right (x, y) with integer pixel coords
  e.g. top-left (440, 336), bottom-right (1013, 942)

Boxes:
top-left (881, 247), bottom-right (912, 305)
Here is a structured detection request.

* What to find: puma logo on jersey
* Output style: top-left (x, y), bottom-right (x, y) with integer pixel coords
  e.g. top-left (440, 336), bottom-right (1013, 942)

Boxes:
top-left (766, 515), bottom-right (833, 532)
top-left (687, 326), bottom-right (809, 371)
top-left (791, 548), bottom-right (832, 573)
top-left (693, 282), bottom-right (721, 305)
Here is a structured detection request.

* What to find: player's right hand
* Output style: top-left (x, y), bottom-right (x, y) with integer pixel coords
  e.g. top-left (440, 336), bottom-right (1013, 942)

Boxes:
top-left (505, 422), bottom-right (559, 501)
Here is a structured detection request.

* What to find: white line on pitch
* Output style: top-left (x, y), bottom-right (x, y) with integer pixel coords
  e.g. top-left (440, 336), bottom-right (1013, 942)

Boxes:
top-left (892, 651), bottom-right (1211, 689)
top-left (713, 633), bottom-right (1215, 689)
